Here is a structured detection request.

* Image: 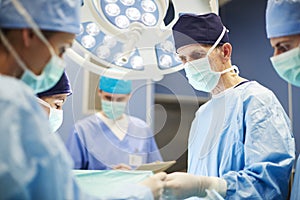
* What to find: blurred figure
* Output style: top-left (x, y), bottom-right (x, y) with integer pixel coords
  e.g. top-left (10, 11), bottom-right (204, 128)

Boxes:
top-left (163, 13), bottom-right (294, 199)
top-left (266, 0), bottom-right (300, 199)
top-left (66, 73), bottom-right (162, 170)
top-left (0, 0), bottom-right (165, 199)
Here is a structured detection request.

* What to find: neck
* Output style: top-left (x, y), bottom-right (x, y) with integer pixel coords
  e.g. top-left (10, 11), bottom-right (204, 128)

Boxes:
top-left (211, 65), bottom-right (247, 95)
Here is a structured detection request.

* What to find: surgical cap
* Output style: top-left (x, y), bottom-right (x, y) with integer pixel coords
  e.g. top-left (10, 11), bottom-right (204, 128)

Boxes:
top-left (172, 13), bottom-right (229, 51)
top-left (37, 71), bottom-right (72, 97)
top-left (99, 76), bottom-right (132, 94)
top-left (0, 0), bottom-right (81, 34)
top-left (266, 0), bottom-right (300, 38)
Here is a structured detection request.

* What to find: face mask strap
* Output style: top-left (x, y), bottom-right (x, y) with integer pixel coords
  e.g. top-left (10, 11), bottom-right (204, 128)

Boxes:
top-left (0, 29), bottom-right (28, 71)
top-left (36, 97), bottom-right (51, 109)
top-left (11, 0), bottom-right (56, 55)
top-left (207, 26), bottom-right (228, 55)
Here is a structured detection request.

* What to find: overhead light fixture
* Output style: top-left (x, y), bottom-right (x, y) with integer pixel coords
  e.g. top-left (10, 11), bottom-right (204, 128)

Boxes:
top-left (67, 0), bottom-right (183, 81)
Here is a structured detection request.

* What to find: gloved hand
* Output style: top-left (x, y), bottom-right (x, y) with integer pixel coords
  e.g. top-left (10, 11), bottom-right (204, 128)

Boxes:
top-left (112, 163), bottom-right (132, 170)
top-left (140, 172), bottom-right (167, 200)
top-left (163, 172), bottom-right (227, 199)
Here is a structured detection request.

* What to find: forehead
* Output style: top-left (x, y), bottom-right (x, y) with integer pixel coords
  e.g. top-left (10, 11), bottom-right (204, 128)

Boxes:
top-left (270, 34), bottom-right (300, 47)
top-left (42, 94), bottom-right (68, 102)
top-left (101, 91), bottom-right (128, 98)
top-left (177, 44), bottom-right (209, 56)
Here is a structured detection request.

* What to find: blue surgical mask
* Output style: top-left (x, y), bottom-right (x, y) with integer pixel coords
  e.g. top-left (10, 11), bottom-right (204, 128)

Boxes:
top-left (270, 46), bottom-right (300, 87)
top-left (37, 98), bottom-right (64, 133)
top-left (101, 100), bottom-right (126, 120)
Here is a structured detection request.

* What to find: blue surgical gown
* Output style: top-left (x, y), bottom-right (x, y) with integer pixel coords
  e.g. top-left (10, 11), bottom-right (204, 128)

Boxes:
top-left (187, 81), bottom-right (295, 199)
top-left (0, 75), bottom-right (153, 200)
top-left (66, 114), bottom-right (162, 169)
top-left (291, 155), bottom-right (300, 200)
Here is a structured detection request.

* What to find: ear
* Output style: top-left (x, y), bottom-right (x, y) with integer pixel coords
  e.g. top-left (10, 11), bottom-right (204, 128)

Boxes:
top-left (22, 29), bottom-right (35, 47)
top-left (221, 43), bottom-right (232, 63)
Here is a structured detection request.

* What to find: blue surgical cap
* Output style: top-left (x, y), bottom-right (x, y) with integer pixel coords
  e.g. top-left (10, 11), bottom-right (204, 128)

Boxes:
top-left (37, 71), bottom-right (72, 97)
top-left (266, 0), bottom-right (300, 38)
top-left (99, 76), bottom-right (132, 94)
top-left (0, 0), bottom-right (81, 34)
top-left (172, 13), bottom-right (229, 51)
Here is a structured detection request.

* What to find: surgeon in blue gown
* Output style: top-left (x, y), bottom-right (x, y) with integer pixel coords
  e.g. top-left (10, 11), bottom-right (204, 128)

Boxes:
top-left (66, 74), bottom-right (162, 170)
top-left (163, 13), bottom-right (295, 199)
top-left (265, 0), bottom-right (300, 199)
top-left (0, 0), bottom-right (165, 199)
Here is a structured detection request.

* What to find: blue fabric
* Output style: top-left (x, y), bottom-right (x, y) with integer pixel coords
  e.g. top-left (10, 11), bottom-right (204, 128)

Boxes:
top-left (266, 0), bottom-right (300, 38)
top-left (66, 114), bottom-right (162, 169)
top-left (0, 75), bottom-right (92, 200)
top-left (0, 75), bottom-right (153, 200)
top-left (74, 170), bottom-right (153, 199)
top-left (291, 155), bottom-right (300, 200)
top-left (99, 75), bottom-right (132, 94)
top-left (0, 0), bottom-right (81, 34)
top-left (187, 81), bottom-right (295, 199)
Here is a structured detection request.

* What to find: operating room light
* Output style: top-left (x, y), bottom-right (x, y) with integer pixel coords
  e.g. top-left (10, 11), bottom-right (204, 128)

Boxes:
top-left (103, 35), bottom-right (117, 48)
top-left (125, 7), bottom-right (141, 20)
top-left (115, 15), bottom-right (130, 29)
top-left (141, 0), bottom-right (157, 12)
top-left (69, 0), bottom-right (185, 81)
top-left (141, 13), bottom-right (157, 26)
top-left (120, 0), bottom-right (135, 6)
top-left (159, 54), bottom-right (172, 68)
top-left (105, 3), bottom-right (121, 16)
top-left (86, 22), bottom-right (101, 36)
top-left (96, 45), bottom-right (111, 59)
top-left (81, 35), bottom-right (96, 49)
top-left (130, 55), bottom-right (144, 70)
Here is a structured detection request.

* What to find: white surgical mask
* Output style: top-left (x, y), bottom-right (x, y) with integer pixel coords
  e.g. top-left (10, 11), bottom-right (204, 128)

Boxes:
top-left (184, 26), bottom-right (231, 92)
top-left (270, 46), bottom-right (300, 87)
top-left (0, 0), bottom-right (65, 94)
top-left (101, 100), bottom-right (126, 120)
top-left (37, 98), bottom-right (64, 133)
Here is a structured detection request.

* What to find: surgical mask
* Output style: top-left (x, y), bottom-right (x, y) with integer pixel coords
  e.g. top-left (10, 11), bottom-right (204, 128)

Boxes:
top-left (184, 26), bottom-right (230, 92)
top-left (37, 98), bottom-right (64, 133)
top-left (185, 60), bottom-right (238, 92)
top-left (270, 46), bottom-right (300, 87)
top-left (101, 100), bottom-right (126, 120)
top-left (0, 0), bottom-right (65, 94)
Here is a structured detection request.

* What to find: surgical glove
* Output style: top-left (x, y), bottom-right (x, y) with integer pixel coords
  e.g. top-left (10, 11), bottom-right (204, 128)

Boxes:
top-left (163, 172), bottom-right (227, 199)
top-left (112, 163), bottom-right (132, 170)
top-left (140, 172), bottom-right (167, 200)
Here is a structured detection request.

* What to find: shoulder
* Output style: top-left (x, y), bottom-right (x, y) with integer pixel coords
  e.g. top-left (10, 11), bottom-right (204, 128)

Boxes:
top-left (239, 81), bottom-right (278, 106)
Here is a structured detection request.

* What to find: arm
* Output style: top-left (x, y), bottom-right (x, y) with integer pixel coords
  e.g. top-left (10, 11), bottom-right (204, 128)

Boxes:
top-left (223, 93), bottom-right (295, 199)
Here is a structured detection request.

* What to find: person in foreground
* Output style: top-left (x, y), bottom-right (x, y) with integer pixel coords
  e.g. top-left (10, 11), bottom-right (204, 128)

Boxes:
top-left (163, 12), bottom-right (295, 199)
top-left (0, 0), bottom-right (165, 199)
top-left (265, 0), bottom-right (300, 199)
top-left (66, 73), bottom-right (162, 170)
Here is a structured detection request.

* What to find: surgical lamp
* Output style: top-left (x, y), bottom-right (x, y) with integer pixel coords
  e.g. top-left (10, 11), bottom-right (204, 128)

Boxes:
top-left (68, 0), bottom-right (183, 81)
